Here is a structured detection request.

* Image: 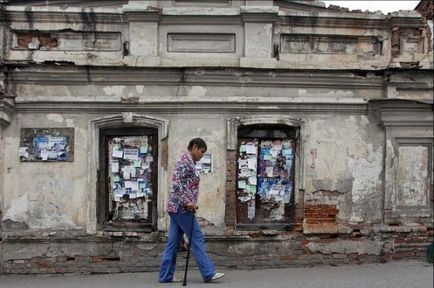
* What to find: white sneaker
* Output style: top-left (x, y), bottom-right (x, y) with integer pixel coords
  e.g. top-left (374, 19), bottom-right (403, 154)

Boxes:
top-left (208, 272), bottom-right (225, 282)
top-left (170, 277), bottom-right (182, 282)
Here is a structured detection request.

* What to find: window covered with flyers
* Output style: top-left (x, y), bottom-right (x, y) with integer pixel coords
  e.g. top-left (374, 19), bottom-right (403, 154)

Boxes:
top-left (236, 124), bottom-right (297, 228)
top-left (99, 128), bottom-right (158, 231)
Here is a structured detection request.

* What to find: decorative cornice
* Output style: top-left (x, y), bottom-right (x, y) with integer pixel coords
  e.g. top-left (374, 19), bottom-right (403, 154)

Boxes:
top-left (14, 101), bottom-right (369, 115)
top-left (241, 13), bottom-right (277, 23)
top-left (4, 10), bottom-right (126, 24)
top-left (3, 6), bottom-right (425, 30)
top-left (388, 15), bottom-right (427, 28)
top-left (227, 114), bottom-right (304, 150)
top-left (159, 15), bottom-right (241, 25)
top-left (240, 6), bottom-right (278, 23)
top-left (276, 15), bottom-right (387, 29)
top-left (276, 14), bottom-right (426, 30)
top-left (370, 99), bottom-right (434, 128)
top-left (0, 99), bottom-right (15, 128)
top-left (389, 82), bottom-right (433, 91)
top-left (124, 10), bottom-right (160, 22)
top-left (8, 67), bottom-right (385, 90)
top-left (91, 113), bottom-right (169, 140)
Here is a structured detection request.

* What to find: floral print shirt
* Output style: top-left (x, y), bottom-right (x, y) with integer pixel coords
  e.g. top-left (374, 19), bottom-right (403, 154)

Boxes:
top-left (166, 152), bottom-right (200, 213)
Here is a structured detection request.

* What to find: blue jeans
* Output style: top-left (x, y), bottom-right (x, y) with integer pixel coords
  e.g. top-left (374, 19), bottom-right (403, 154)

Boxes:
top-left (159, 210), bottom-right (216, 282)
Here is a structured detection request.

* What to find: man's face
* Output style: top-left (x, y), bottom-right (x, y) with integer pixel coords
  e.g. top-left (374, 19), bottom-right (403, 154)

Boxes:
top-left (191, 145), bottom-right (206, 162)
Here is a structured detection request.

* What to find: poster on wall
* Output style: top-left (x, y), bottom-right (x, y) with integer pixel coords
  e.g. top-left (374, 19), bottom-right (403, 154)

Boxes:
top-left (195, 153), bottom-right (213, 174)
top-left (237, 138), bottom-right (294, 223)
top-left (19, 128), bottom-right (74, 162)
top-left (108, 135), bottom-right (153, 221)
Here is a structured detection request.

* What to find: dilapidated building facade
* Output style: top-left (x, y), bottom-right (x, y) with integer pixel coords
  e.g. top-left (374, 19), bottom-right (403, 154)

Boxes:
top-left (0, 0), bottom-right (433, 274)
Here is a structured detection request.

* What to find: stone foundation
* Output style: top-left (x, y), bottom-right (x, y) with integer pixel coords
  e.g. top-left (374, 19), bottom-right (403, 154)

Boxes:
top-left (1, 227), bottom-right (431, 274)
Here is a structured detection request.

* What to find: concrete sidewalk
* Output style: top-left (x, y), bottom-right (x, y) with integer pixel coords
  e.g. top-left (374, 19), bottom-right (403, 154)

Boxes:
top-left (0, 260), bottom-right (432, 288)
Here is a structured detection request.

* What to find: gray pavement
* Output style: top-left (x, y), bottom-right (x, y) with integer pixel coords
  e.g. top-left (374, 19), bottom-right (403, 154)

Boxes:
top-left (0, 260), bottom-right (432, 288)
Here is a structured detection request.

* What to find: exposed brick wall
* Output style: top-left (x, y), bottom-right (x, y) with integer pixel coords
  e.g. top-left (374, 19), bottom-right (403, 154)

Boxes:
top-left (303, 204), bottom-right (338, 234)
top-left (381, 227), bottom-right (433, 262)
top-left (225, 150), bottom-right (237, 226)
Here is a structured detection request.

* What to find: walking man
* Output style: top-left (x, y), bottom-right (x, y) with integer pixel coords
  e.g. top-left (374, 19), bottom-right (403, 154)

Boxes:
top-left (159, 138), bottom-right (225, 283)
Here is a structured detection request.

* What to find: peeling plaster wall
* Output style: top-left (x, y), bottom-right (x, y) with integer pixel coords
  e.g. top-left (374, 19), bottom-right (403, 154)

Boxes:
top-left (166, 114), bottom-right (227, 231)
top-left (304, 114), bottom-right (384, 224)
top-left (1, 114), bottom-right (89, 230)
top-left (1, 109), bottom-right (387, 233)
top-left (397, 146), bottom-right (429, 207)
top-left (307, 239), bottom-right (382, 256)
top-left (1, 110), bottom-right (231, 233)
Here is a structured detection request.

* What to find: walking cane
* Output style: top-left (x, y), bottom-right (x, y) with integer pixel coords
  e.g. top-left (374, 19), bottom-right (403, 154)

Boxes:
top-left (182, 210), bottom-right (195, 286)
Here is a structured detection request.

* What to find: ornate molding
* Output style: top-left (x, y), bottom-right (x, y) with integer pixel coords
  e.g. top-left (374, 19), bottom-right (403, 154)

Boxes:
top-left (370, 99), bottom-right (434, 128)
top-left (4, 10), bottom-right (126, 24)
top-left (86, 113), bottom-right (169, 233)
top-left (90, 113), bottom-right (169, 140)
top-left (226, 114), bottom-right (306, 195)
top-left (124, 10), bottom-right (161, 22)
top-left (15, 102), bottom-right (369, 115)
top-left (226, 115), bottom-right (303, 150)
top-left (9, 67), bottom-right (385, 90)
top-left (0, 99), bottom-right (15, 128)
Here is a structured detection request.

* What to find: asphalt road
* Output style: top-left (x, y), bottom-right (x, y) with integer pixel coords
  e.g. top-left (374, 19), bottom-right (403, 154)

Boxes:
top-left (0, 260), bottom-right (432, 288)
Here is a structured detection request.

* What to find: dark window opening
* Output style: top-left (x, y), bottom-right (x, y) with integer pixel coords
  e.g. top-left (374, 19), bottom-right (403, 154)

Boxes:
top-left (236, 124), bottom-right (297, 230)
top-left (98, 127), bottom-right (158, 232)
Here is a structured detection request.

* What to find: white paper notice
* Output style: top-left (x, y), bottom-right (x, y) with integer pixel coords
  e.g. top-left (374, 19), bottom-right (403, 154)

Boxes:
top-left (48, 151), bottom-right (58, 159)
top-left (142, 162), bottom-right (150, 170)
top-left (19, 147), bottom-right (29, 159)
top-left (112, 149), bottom-right (123, 158)
top-left (240, 168), bottom-right (253, 178)
top-left (247, 201), bottom-right (255, 220)
top-left (131, 181), bottom-right (139, 192)
top-left (246, 145), bottom-right (257, 154)
top-left (201, 154), bottom-right (212, 164)
top-left (41, 150), bottom-right (48, 161)
top-left (123, 149), bottom-right (139, 160)
top-left (126, 166), bottom-right (136, 178)
top-left (270, 148), bottom-right (279, 157)
top-left (111, 161), bottom-right (119, 173)
top-left (266, 167), bottom-right (274, 177)
top-left (238, 159), bottom-right (248, 169)
top-left (124, 181), bottom-right (133, 189)
top-left (248, 176), bottom-right (257, 185)
top-left (270, 187), bottom-right (279, 195)
top-left (122, 166), bottom-right (136, 180)
top-left (248, 158), bottom-right (256, 170)
top-left (48, 136), bottom-right (64, 148)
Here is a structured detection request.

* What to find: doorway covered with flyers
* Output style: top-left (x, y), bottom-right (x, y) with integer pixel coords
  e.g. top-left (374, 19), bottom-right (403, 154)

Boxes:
top-left (236, 124), bottom-right (298, 229)
top-left (98, 127), bottom-right (158, 232)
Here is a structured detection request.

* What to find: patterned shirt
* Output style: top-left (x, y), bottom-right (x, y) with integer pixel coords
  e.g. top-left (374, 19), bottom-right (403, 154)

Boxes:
top-left (166, 152), bottom-right (200, 213)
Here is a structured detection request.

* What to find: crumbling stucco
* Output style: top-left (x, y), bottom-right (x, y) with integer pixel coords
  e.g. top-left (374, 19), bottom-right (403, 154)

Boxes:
top-left (307, 239), bottom-right (382, 255)
top-left (305, 115), bottom-right (383, 224)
